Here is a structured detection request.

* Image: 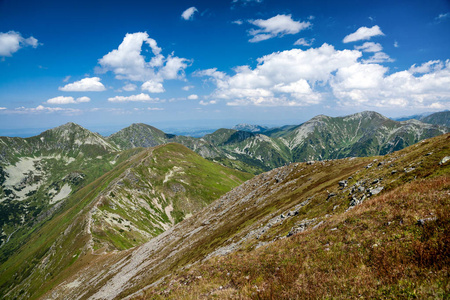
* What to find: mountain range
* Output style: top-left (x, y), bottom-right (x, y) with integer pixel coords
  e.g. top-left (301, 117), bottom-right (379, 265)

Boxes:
top-left (0, 110), bottom-right (448, 299)
top-left (394, 110), bottom-right (450, 127)
top-left (102, 111), bottom-right (448, 173)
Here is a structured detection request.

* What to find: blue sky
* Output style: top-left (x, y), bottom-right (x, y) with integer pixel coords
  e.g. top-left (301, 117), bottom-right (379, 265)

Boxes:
top-left (0, 0), bottom-right (449, 136)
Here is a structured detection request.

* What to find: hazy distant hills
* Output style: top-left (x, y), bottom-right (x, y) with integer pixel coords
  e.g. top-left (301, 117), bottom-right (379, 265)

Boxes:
top-left (394, 110), bottom-right (450, 127)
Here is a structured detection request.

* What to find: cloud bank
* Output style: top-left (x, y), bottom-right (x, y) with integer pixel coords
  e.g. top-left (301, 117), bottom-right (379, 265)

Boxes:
top-left (46, 96), bottom-right (91, 104)
top-left (108, 93), bottom-right (161, 102)
top-left (197, 44), bottom-right (450, 109)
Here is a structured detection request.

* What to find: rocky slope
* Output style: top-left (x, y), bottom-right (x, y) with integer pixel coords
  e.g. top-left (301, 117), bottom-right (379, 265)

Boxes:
top-left (39, 133), bottom-right (450, 299)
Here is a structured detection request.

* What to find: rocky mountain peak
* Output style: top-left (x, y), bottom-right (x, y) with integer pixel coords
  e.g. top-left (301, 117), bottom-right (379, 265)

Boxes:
top-left (232, 123), bottom-right (269, 133)
top-left (344, 111), bottom-right (388, 121)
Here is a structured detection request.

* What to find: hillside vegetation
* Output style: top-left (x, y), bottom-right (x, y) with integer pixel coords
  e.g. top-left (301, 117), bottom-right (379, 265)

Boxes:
top-left (0, 144), bottom-right (251, 299)
top-left (42, 133), bottom-right (449, 299)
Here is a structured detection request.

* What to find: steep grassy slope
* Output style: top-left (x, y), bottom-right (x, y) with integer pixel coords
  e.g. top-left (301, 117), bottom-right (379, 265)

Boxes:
top-left (139, 133), bottom-right (450, 299)
top-left (0, 144), bottom-right (251, 299)
top-left (90, 143), bottom-right (252, 251)
top-left (43, 134), bottom-right (449, 300)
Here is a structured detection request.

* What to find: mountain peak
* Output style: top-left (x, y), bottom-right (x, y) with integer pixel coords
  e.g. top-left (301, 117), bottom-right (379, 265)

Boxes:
top-left (232, 123), bottom-right (269, 133)
top-left (345, 111), bottom-right (388, 121)
top-left (47, 122), bottom-right (90, 132)
top-left (107, 123), bottom-right (173, 149)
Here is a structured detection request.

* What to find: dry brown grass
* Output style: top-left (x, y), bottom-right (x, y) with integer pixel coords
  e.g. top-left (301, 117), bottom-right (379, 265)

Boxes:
top-left (142, 175), bottom-right (450, 299)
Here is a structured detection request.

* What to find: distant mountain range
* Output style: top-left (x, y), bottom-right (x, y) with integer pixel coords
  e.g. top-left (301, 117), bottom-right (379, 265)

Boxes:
top-left (1, 124), bottom-right (448, 299)
top-left (393, 110), bottom-right (450, 127)
top-left (105, 111), bottom-right (448, 173)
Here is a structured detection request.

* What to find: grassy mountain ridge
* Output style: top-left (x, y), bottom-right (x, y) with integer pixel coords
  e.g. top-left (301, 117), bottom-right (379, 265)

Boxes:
top-left (90, 143), bottom-right (252, 251)
top-left (0, 143), bottom-right (251, 299)
top-left (43, 133), bottom-right (449, 299)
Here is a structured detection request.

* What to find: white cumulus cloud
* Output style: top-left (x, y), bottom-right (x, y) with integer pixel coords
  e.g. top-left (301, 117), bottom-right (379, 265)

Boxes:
top-left (408, 60), bottom-right (442, 74)
top-left (108, 93), bottom-right (160, 102)
top-left (181, 7), bottom-right (198, 20)
top-left (343, 25), bottom-right (384, 43)
top-left (354, 42), bottom-right (382, 52)
top-left (197, 43), bottom-right (450, 110)
top-left (142, 80), bottom-right (165, 93)
top-left (0, 31), bottom-right (40, 57)
top-left (362, 52), bottom-right (394, 63)
top-left (59, 77), bottom-right (106, 92)
top-left (98, 32), bottom-right (190, 89)
top-left (198, 44), bottom-right (361, 106)
top-left (76, 96), bottom-right (91, 103)
top-left (248, 14), bottom-right (311, 43)
top-left (331, 59), bottom-right (450, 109)
top-left (187, 94), bottom-right (199, 100)
top-left (46, 96), bottom-right (76, 104)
